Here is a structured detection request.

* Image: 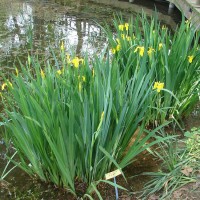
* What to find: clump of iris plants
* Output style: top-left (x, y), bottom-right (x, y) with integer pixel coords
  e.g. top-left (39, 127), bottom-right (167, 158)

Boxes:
top-left (0, 38), bottom-right (169, 198)
top-left (105, 13), bottom-right (200, 125)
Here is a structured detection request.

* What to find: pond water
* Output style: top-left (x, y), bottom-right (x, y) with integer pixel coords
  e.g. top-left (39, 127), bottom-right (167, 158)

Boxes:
top-left (1, 0), bottom-right (196, 199)
top-left (0, 0), bottom-right (111, 73)
top-left (0, 0), bottom-right (182, 70)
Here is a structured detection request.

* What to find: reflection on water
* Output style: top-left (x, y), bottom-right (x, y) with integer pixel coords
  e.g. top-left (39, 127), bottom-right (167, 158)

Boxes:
top-left (0, 0), bottom-right (183, 71)
top-left (0, 0), bottom-right (109, 71)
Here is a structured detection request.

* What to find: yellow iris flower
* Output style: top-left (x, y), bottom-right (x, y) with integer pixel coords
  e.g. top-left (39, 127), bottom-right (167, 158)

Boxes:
top-left (1, 83), bottom-right (7, 90)
top-left (126, 36), bottom-right (131, 41)
top-left (188, 55), bottom-right (194, 63)
top-left (57, 70), bottom-right (62, 75)
top-left (116, 44), bottom-right (121, 51)
top-left (124, 23), bottom-right (129, 31)
top-left (118, 24), bottom-right (124, 31)
top-left (162, 25), bottom-right (167, 30)
top-left (153, 81), bottom-right (164, 93)
top-left (1, 82), bottom-right (13, 90)
top-left (158, 43), bottom-right (163, 50)
top-left (147, 47), bottom-right (155, 56)
top-left (121, 34), bottom-right (125, 39)
top-left (41, 69), bottom-right (45, 79)
top-left (134, 46), bottom-right (145, 57)
top-left (72, 57), bottom-right (80, 68)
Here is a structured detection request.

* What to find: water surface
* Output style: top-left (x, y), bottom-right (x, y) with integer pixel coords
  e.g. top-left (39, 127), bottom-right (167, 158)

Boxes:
top-left (0, 0), bottom-right (182, 70)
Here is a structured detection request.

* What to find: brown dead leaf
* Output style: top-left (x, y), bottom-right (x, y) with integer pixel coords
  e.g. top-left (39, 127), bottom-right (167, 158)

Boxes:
top-left (181, 166), bottom-right (193, 176)
top-left (148, 194), bottom-right (159, 200)
top-left (0, 180), bottom-right (10, 188)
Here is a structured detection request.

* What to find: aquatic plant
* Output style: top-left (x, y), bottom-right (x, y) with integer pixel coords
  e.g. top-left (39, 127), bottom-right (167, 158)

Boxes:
top-left (104, 13), bottom-right (200, 125)
top-left (0, 46), bottom-right (170, 198)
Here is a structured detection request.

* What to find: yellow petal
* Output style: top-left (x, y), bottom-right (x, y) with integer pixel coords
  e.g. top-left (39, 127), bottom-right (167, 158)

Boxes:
top-left (116, 44), bottom-right (121, 51)
top-left (188, 55), bottom-right (194, 63)
top-left (139, 47), bottom-right (145, 57)
top-left (41, 69), bottom-right (45, 78)
top-left (126, 36), bottom-right (131, 41)
top-left (159, 43), bottom-right (163, 51)
top-left (82, 76), bottom-right (86, 82)
top-left (124, 23), bottom-right (129, 31)
top-left (2, 83), bottom-right (7, 90)
top-left (121, 34), bottom-right (125, 39)
top-left (118, 24), bottom-right (124, 31)
top-left (15, 68), bottom-right (19, 77)
top-left (153, 81), bottom-right (164, 92)
top-left (57, 70), bottom-right (62, 75)
top-left (153, 82), bottom-right (158, 89)
top-left (147, 47), bottom-right (155, 56)
top-left (72, 57), bottom-right (80, 68)
top-left (134, 46), bottom-right (139, 53)
top-left (111, 48), bottom-right (116, 54)
top-left (60, 41), bottom-right (65, 51)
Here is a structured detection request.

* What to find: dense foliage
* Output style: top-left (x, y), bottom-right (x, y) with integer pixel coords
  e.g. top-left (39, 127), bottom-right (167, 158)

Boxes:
top-left (105, 13), bottom-right (200, 124)
top-left (0, 13), bottom-right (199, 198)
